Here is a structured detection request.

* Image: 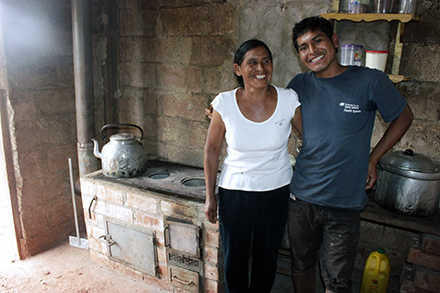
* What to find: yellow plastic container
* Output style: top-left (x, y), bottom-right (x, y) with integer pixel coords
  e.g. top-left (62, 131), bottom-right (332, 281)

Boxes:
top-left (360, 248), bottom-right (390, 293)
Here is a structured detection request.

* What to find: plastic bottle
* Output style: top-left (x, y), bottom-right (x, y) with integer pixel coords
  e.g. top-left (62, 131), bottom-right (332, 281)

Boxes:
top-left (360, 248), bottom-right (390, 293)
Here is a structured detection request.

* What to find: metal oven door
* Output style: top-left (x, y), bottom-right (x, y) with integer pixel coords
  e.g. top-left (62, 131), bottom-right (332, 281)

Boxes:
top-left (102, 220), bottom-right (157, 276)
top-left (164, 218), bottom-right (201, 258)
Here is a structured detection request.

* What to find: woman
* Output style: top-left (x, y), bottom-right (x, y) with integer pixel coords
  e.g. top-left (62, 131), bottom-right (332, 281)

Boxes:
top-left (204, 39), bottom-right (302, 292)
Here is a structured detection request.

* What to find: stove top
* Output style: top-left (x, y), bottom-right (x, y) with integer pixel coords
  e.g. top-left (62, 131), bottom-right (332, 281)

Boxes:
top-left (89, 160), bottom-right (215, 202)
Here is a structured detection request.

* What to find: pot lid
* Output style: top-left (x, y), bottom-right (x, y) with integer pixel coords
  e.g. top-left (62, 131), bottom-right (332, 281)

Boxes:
top-left (379, 149), bottom-right (440, 174)
top-left (109, 133), bottom-right (137, 141)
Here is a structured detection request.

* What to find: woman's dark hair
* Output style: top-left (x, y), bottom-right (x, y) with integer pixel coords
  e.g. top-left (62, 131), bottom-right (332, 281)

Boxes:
top-left (292, 16), bottom-right (334, 52)
top-left (233, 39), bottom-right (272, 88)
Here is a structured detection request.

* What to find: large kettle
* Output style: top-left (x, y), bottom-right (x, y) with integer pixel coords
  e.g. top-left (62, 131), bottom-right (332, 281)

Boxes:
top-left (92, 124), bottom-right (146, 178)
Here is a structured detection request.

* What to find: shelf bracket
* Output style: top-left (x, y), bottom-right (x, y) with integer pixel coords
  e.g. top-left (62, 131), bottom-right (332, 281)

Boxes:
top-left (391, 21), bottom-right (405, 76)
top-left (333, 20), bottom-right (338, 34)
top-left (331, 0), bottom-right (340, 12)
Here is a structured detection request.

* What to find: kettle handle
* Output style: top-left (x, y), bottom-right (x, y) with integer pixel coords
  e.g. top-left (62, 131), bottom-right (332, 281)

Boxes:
top-left (100, 124), bottom-right (144, 142)
top-left (403, 149), bottom-right (414, 156)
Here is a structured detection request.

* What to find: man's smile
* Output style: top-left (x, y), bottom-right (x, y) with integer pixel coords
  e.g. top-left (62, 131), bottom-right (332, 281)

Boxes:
top-left (309, 54), bottom-right (325, 63)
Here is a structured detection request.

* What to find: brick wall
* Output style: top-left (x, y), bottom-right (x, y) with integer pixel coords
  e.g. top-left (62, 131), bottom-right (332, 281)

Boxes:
top-left (401, 234), bottom-right (440, 292)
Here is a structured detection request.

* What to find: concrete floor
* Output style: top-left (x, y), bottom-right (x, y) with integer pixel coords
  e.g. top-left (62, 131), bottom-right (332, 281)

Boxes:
top-left (0, 241), bottom-right (165, 293)
top-left (273, 252), bottom-right (362, 293)
top-left (0, 240), bottom-right (363, 293)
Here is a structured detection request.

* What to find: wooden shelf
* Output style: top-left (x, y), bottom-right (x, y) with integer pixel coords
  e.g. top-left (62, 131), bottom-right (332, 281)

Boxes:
top-left (321, 8), bottom-right (418, 83)
top-left (362, 190), bottom-right (440, 237)
top-left (320, 13), bottom-right (418, 23)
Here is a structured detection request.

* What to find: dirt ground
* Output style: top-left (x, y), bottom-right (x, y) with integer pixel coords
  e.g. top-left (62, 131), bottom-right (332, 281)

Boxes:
top-left (0, 240), bottom-right (166, 293)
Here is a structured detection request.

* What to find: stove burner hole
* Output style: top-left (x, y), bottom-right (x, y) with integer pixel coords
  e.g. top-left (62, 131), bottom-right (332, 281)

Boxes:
top-left (149, 172), bottom-right (170, 179)
top-left (181, 178), bottom-right (205, 187)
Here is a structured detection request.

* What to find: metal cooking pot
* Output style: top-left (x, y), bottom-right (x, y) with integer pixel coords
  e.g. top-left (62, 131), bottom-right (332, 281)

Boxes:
top-left (375, 149), bottom-right (440, 216)
top-left (92, 124), bottom-right (146, 178)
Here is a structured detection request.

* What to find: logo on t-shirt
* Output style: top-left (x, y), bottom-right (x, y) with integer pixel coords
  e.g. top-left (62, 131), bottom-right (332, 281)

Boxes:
top-left (275, 118), bottom-right (285, 126)
top-left (339, 102), bottom-right (361, 114)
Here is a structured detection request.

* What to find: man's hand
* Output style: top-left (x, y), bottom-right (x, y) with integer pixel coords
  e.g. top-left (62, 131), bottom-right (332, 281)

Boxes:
top-left (205, 107), bottom-right (213, 119)
top-left (365, 161), bottom-right (378, 190)
top-left (367, 105), bottom-right (413, 190)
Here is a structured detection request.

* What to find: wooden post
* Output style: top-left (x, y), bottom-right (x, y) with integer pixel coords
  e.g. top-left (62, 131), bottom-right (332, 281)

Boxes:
top-left (392, 21), bottom-right (404, 76)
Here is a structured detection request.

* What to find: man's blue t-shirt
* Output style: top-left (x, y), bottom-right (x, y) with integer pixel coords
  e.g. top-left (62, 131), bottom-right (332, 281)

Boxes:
top-left (287, 66), bottom-right (407, 210)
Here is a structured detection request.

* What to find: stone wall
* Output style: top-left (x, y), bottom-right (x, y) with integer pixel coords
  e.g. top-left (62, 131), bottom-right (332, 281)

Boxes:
top-left (394, 0), bottom-right (440, 159)
top-left (0, 0), bottom-right (121, 258)
top-left (115, 0), bottom-right (440, 166)
top-left (115, 0), bottom-right (237, 167)
top-left (0, 0), bottom-right (79, 257)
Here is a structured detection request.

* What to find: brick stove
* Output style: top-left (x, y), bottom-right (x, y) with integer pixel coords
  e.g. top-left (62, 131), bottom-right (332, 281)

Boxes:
top-left (80, 160), bottom-right (223, 292)
top-left (80, 159), bottom-right (440, 292)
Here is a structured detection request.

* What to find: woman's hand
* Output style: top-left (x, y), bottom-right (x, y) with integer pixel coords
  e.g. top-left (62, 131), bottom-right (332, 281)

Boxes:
top-left (204, 196), bottom-right (218, 223)
top-left (204, 109), bottom-right (224, 224)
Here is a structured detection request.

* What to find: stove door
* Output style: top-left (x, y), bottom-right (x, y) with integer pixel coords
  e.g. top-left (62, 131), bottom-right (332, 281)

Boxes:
top-left (164, 218), bottom-right (201, 258)
top-left (105, 220), bottom-right (157, 276)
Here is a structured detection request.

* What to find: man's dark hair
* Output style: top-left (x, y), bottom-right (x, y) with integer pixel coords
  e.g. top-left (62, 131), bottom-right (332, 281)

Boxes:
top-left (234, 39), bottom-right (272, 88)
top-left (292, 16), bottom-right (334, 52)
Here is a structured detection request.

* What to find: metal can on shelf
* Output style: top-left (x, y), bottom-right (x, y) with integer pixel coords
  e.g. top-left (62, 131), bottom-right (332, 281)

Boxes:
top-left (398, 0), bottom-right (417, 13)
top-left (373, 0), bottom-right (397, 13)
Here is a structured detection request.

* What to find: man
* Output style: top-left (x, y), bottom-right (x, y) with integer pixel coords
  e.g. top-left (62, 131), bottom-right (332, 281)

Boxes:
top-left (286, 16), bottom-right (413, 293)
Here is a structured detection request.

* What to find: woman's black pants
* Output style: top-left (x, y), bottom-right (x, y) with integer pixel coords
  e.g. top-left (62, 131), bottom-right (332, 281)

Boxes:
top-left (218, 185), bottom-right (289, 293)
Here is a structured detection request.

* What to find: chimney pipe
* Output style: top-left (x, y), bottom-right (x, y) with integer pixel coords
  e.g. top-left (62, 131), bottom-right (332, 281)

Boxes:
top-left (71, 0), bottom-right (97, 179)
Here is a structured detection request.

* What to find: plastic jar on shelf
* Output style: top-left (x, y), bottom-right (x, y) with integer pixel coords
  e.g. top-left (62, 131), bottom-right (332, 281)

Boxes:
top-left (340, 44), bottom-right (364, 66)
top-left (346, 0), bottom-right (371, 13)
top-left (365, 50), bottom-right (389, 72)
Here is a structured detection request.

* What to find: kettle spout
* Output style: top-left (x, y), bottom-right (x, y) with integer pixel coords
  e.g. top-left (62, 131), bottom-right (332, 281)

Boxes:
top-left (92, 138), bottom-right (102, 159)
